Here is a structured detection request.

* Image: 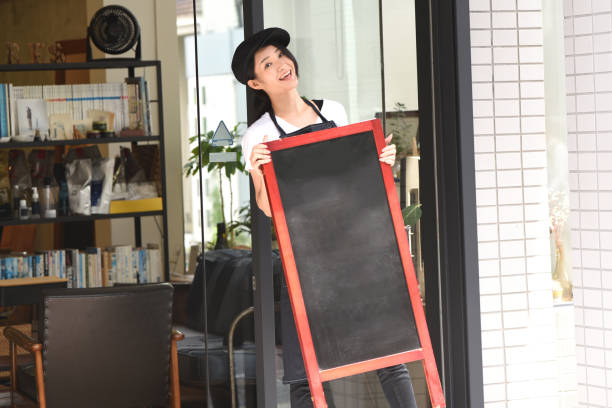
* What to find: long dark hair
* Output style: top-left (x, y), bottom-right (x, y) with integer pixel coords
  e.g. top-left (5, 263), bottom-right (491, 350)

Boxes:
top-left (247, 46), bottom-right (299, 120)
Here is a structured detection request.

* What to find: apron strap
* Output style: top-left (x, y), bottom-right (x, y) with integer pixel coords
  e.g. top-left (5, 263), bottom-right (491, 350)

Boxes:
top-left (269, 98), bottom-right (329, 136)
top-left (302, 98), bottom-right (328, 122)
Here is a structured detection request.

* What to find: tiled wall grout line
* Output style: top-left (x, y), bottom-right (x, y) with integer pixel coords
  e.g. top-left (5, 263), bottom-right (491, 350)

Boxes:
top-left (489, 1), bottom-right (510, 404)
top-left (589, 6), bottom-right (608, 405)
top-left (568, 7), bottom-right (587, 404)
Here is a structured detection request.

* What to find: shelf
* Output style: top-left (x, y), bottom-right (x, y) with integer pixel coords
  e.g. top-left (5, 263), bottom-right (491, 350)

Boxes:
top-left (0, 135), bottom-right (160, 149)
top-left (0, 210), bottom-right (163, 227)
top-left (0, 60), bottom-right (160, 72)
top-left (0, 276), bottom-right (67, 287)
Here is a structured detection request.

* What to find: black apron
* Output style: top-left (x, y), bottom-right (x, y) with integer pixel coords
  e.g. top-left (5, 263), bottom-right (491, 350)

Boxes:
top-left (272, 98), bottom-right (336, 384)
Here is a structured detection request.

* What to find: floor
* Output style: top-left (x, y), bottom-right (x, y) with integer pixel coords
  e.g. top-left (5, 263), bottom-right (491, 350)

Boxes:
top-left (0, 386), bottom-right (36, 408)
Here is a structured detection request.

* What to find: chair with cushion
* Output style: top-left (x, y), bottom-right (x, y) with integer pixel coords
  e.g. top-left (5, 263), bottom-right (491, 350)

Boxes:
top-left (4, 283), bottom-right (184, 408)
top-left (176, 249), bottom-right (283, 407)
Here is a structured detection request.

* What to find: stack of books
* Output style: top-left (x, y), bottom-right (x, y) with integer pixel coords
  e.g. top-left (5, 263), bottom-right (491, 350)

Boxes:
top-left (0, 244), bottom-right (162, 287)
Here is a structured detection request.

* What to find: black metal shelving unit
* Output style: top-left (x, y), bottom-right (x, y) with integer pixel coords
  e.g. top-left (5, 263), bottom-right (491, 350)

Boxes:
top-left (0, 211), bottom-right (164, 227)
top-left (0, 59), bottom-right (170, 280)
top-left (0, 135), bottom-right (160, 149)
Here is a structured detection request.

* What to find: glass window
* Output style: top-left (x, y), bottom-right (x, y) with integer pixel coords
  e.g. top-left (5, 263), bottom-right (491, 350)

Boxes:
top-left (179, 0), bottom-right (254, 405)
top-left (181, 0), bottom-right (249, 256)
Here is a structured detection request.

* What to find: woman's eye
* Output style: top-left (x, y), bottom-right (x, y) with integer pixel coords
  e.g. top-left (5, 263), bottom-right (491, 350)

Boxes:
top-left (265, 62), bottom-right (272, 69)
top-left (279, 52), bottom-right (284, 58)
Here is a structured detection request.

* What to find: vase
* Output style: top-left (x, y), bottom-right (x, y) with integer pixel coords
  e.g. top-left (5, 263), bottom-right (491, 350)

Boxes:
top-left (552, 245), bottom-right (572, 301)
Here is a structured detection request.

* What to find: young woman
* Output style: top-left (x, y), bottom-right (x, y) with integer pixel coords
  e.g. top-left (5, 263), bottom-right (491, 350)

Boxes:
top-left (231, 27), bottom-right (418, 408)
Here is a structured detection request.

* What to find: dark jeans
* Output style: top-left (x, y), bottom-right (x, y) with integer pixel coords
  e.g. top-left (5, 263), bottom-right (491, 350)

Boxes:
top-left (281, 278), bottom-right (418, 407)
top-left (289, 364), bottom-right (418, 408)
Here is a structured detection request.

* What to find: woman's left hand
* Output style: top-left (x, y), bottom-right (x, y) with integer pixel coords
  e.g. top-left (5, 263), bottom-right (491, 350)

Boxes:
top-left (380, 134), bottom-right (396, 166)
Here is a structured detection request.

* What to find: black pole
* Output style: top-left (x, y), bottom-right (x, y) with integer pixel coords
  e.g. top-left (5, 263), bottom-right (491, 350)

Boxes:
top-left (415, 0), bottom-right (484, 406)
top-left (243, 1), bottom-right (278, 406)
top-left (378, 0), bottom-right (386, 135)
top-left (191, 0), bottom-right (213, 405)
top-left (155, 61), bottom-right (171, 281)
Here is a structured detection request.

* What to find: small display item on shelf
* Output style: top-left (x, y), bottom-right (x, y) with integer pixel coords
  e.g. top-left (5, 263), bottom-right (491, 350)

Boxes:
top-left (53, 164), bottom-right (69, 216)
top-left (109, 197), bottom-right (162, 214)
top-left (92, 121), bottom-right (107, 131)
top-left (6, 42), bottom-right (19, 64)
top-left (41, 181), bottom-right (56, 218)
top-left (0, 151), bottom-right (10, 218)
top-left (18, 199), bottom-right (28, 220)
top-left (86, 130), bottom-right (101, 139)
top-left (31, 186), bottom-right (40, 218)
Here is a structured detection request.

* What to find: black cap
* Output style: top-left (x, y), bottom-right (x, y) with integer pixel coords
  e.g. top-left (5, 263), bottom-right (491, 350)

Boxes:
top-left (231, 27), bottom-right (290, 85)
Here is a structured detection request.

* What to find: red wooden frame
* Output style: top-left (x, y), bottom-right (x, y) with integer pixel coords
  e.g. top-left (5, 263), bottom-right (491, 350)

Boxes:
top-left (262, 119), bottom-right (445, 408)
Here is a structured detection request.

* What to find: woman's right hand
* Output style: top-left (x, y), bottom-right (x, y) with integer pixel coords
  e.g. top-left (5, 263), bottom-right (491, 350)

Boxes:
top-left (250, 135), bottom-right (271, 176)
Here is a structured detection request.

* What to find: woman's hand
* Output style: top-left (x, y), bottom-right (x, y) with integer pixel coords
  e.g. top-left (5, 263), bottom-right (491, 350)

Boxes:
top-left (250, 135), bottom-right (271, 176)
top-left (380, 134), bottom-right (396, 166)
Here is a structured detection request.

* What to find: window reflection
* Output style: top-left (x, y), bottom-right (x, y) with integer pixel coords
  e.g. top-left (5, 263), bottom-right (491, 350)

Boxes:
top-left (180, 0), bottom-right (249, 259)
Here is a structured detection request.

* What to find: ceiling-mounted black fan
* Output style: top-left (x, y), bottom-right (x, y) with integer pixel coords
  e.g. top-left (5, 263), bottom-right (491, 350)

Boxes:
top-left (87, 5), bottom-right (141, 62)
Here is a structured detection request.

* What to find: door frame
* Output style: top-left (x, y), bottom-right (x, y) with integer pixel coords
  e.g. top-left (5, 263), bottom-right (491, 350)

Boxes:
top-left (245, 1), bottom-right (484, 406)
top-left (415, 0), bottom-right (484, 407)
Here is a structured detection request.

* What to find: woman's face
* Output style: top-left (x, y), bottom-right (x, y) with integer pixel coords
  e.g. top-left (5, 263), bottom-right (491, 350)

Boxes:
top-left (247, 45), bottom-right (298, 95)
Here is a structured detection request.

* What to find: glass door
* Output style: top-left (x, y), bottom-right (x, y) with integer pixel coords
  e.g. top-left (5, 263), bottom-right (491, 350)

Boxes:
top-left (182, 0), bottom-right (432, 405)
top-left (262, 1), bottom-right (427, 406)
top-left (179, 0), bottom-right (255, 406)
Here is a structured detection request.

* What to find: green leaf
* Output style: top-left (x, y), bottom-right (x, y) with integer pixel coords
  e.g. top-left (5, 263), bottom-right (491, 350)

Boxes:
top-left (402, 204), bottom-right (422, 226)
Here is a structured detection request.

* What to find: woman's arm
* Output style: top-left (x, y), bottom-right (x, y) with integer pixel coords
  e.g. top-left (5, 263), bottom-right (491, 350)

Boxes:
top-left (248, 135), bottom-right (272, 217)
top-left (250, 170), bottom-right (271, 217)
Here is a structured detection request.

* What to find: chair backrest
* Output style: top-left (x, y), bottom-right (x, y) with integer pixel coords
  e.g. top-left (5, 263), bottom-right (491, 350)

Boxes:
top-left (186, 249), bottom-right (284, 346)
top-left (41, 283), bottom-right (173, 408)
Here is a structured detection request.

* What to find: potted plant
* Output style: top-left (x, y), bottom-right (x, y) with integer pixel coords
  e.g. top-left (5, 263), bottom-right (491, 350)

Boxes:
top-left (183, 123), bottom-right (248, 248)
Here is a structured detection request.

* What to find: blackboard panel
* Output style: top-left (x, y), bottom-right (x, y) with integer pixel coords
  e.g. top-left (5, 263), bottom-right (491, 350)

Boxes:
top-left (271, 131), bottom-right (420, 370)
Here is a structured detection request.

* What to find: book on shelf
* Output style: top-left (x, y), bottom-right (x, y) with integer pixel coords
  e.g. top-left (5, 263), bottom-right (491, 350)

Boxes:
top-left (0, 84), bottom-right (9, 142)
top-left (0, 78), bottom-right (153, 142)
top-left (124, 77), bottom-right (151, 136)
top-left (0, 245), bottom-right (163, 286)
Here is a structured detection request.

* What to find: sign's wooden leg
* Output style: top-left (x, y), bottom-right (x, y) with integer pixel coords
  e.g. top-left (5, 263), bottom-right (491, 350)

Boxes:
top-left (310, 378), bottom-right (328, 408)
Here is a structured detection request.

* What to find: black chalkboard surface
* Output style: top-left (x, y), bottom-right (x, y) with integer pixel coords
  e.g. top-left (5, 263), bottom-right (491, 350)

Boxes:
top-left (271, 131), bottom-right (420, 369)
top-left (262, 119), bottom-right (445, 408)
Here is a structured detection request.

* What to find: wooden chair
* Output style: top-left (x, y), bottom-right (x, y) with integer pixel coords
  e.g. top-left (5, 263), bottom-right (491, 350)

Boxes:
top-left (3, 283), bottom-right (184, 408)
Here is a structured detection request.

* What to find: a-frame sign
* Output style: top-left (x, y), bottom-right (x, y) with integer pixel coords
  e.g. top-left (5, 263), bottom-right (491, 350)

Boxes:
top-left (261, 119), bottom-right (445, 408)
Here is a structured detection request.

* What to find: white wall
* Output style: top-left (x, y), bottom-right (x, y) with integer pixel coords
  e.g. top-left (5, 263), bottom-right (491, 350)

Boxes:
top-left (264, 0), bottom-right (383, 123)
top-left (382, 0), bottom-right (418, 111)
top-left (470, 0), bottom-right (560, 406)
top-left (564, 0), bottom-right (612, 406)
top-left (103, 0), bottom-right (185, 275)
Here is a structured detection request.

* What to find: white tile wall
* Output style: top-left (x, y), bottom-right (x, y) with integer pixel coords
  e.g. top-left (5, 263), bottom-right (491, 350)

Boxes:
top-left (564, 0), bottom-right (612, 407)
top-left (470, 0), bottom-right (560, 406)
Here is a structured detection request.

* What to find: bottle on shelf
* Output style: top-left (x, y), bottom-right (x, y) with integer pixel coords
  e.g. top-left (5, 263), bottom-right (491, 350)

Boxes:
top-left (31, 187), bottom-right (40, 219)
top-left (41, 178), bottom-right (57, 218)
top-left (18, 199), bottom-right (29, 220)
top-left (53, 164), bottom-right (69, 216)
top-left (12, 185), bottom-right (21, 218)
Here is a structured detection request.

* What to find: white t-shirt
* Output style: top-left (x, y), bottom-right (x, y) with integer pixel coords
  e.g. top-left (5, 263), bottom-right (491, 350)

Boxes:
top-left (241, 99), bottom-right (348, 171)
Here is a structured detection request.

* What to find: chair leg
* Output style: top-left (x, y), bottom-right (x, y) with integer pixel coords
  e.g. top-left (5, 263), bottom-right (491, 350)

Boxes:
top-left (34, 349), bottom-right (46, 408)
top-left (9, 341), bottom-right (16, 407)
top-left (170, 338), bottom-right (181, 408)
top-left (228, 307), bottom-right (254, 408)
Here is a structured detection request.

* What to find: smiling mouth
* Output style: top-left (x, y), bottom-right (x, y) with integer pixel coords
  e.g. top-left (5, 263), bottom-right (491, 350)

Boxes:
top-left (279, 69), bottom-right (293, 80)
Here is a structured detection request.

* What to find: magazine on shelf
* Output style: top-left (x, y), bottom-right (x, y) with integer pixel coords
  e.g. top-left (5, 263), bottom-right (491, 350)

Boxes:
top-left (0, 81), bottom-right (143, 140)
top-left (16, 98), bottom-right (49, 141)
